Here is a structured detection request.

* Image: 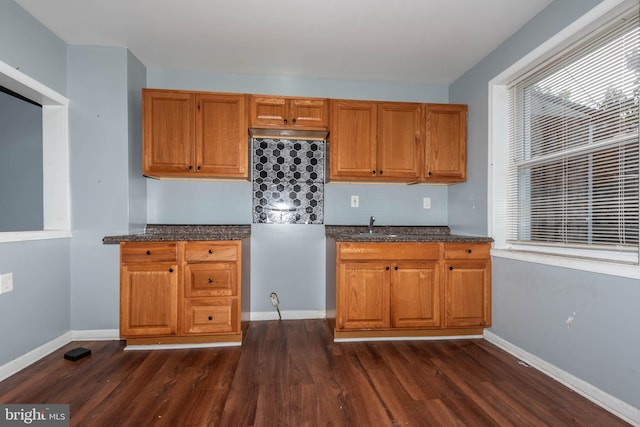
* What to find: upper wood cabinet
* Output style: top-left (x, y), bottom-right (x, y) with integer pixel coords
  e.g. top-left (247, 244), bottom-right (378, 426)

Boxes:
top-left (329, 100), bottom-right (422, 181)
top-left (423, 104), bottom-right (467, 183)
top-left (249, 95), bottom-right (329, 130)
top-left (142, 89), bottom-right (248, 179)
top-left (329, 100), bottom-right (377, 180)
top-left (377, 102), bottom-right (423, 181)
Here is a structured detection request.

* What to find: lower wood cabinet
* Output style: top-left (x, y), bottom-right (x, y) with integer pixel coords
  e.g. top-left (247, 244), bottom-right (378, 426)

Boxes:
top-left (443, 243), bottom-right (492, 327)
top-left (119, 240), bottom-right (243, 345)
top-left (333, 241), bottom-right (490, 338)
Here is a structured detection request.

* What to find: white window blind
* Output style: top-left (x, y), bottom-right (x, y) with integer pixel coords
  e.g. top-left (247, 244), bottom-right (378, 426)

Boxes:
top-left (507, 8), bottom-right (639, 260)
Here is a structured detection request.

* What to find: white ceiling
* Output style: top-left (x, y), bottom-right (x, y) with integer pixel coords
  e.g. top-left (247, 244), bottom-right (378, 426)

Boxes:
top-left (15, 0), bottom-right (553, 85)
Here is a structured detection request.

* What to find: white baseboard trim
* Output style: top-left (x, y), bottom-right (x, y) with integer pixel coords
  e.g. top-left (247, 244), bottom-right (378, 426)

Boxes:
top-left (484, 330), bottom-right (640, 426)
top-left (71, 329), bottom-right (120, 341)
top-left (0, 332), bottom-right (72, 382)
top-left (249, 310), bottom-right (326, 321)
top-left (335, 334), bottom-right (484, 343)
top-left (124, 342), bottom-right (241, 351)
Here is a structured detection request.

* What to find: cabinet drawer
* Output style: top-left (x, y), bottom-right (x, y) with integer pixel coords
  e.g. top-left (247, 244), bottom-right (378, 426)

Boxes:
top-left (185, 263), bottom-right (237, 297)
top-left (338, 242), bottom-right (440, 261)
top-left (182, 298), bottom-right (239, 334)
top-left (121, 242), bottom-right (178, 263)
top-left (184, 242), bottom-right (239, 262)
top-left (444, 243), bottom-right (491, 259)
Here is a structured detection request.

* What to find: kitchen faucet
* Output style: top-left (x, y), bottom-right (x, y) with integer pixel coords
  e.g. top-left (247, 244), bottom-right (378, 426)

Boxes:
top-left (368, 216), bottom-right (375, 233)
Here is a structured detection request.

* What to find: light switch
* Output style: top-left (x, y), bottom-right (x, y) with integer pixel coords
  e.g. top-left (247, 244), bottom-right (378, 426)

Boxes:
top-left (351, 195), bottom-right (359, 208)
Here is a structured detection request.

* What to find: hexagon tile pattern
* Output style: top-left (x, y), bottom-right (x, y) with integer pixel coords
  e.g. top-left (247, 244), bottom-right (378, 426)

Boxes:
top-left (252, 138), bottom-right (324, 224)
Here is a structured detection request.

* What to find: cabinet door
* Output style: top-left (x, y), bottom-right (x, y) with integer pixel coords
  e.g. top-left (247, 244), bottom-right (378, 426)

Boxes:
top-left (329, 100), bottom-right (378, 180)
top-left (142, 90), bottom-right (195, 176)
top-left (337, 261), bottom-right (390, 329)
top-left (120, 263), bottom-right (178, 337)
top-left (391, 260), bottom-right (441, 328)
top-left (424, 104), bottom-right (467, 182)
top-left (288, 98), bottom-right (328, 129)
top-left (249, 96), bottom-right (288, 127)
top-left (377, 103), bottom-right (422, 181)
top-left (443, 260), bottom-right (491, 327)
top-left (195, 93), bottom-right (248, 178)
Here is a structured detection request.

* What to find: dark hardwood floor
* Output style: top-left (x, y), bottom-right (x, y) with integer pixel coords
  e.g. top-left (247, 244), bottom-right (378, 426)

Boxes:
top-left (0, 320), bottom-right (629, 426)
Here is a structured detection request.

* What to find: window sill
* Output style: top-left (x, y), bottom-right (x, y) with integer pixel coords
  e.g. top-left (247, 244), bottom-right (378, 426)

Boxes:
top-left (0, 230), bottom-right (72, 243)
top-left (491, 248), bottom-right (640, 279)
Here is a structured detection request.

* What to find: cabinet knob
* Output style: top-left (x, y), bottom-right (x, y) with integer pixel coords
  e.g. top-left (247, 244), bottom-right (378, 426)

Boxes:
top-left (467, 249), bottom-right (472, 254)
top-left (292, 118), bottom-right (297, 124)
top-left (394, 266), bottom-right (398, 270)
top-left (449, 266), bottom-right (453, 271)
top-left (386, 266), bottom-right (390, 270)
top-left (188, 165), bottom-right (193, 171)
top-left (283, 119), bottom-right (288, 124)
top-left (208, 278), bottom-right (213, 283)
top-left (379, 170), bottom-right (383, 175)
top-left (146, 250), bottom-right (151, 255)
top-left (372, 170), bottom-right (376, 175)
top-left (428, 171), bottom-right (432, 176)
top-left (208, 249), bottom-right (213, 254)
top-left (208, 315), bottom-right (213, 321)
top-left (169, 268), bottom-right (174, 273)
top-left (197, 166), bottom-right (202, 171)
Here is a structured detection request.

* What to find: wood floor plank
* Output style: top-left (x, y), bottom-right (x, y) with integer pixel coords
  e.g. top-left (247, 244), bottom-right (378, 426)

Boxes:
top-left (0, 320), bottom-right (631, 426)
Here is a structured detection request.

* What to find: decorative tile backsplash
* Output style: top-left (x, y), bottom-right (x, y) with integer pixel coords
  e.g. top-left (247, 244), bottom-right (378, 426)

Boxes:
top-left (252, 138), bottom-right (324, 224)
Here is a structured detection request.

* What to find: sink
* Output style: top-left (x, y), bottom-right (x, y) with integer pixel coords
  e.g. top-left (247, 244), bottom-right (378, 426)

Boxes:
top-left (352, 232), bottom-right (398, 238)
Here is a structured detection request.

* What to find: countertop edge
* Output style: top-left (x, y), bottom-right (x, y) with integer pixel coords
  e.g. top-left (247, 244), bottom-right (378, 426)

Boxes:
top-left (102, 225), bottom-right (252, 244)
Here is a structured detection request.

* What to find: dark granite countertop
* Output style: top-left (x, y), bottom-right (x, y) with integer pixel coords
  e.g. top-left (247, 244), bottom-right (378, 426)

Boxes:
top-left (102, 224), bottom-right (251, 244)
top-left (325, 225), bottom-right (493, 243)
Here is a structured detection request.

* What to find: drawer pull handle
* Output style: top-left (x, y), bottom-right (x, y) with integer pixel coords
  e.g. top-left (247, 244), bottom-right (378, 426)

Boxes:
top-left (208, 278), bottom-right (213, 283)
top-left (146, 250), bottom-right (151, 255)
top-left (208, 315), bottom-right (213, 321)
top-left (208, 249), bottom-right (213, 254)
top-left (449, 266), bottom-right (454, 271)
top-left (467, 249), bottom-right (472, 254)
top-left (169, 268), bottom-right (174, 273)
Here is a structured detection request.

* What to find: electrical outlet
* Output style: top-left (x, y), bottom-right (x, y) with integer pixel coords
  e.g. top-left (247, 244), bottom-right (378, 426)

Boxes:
top-left (351, 195), bottom-right (359, 208)
top-left (423, 197), bottom-right (431, 209)
top-left (0, 273), bottom-right (13, 294)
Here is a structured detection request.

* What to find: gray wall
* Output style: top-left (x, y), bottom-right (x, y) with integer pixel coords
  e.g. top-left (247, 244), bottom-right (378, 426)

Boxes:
top-left (0, 0), bottom-right (66, 95)
top-left (0, 0), bottom-right (69, 366)
top-left (68, 46), bottom-right (146, 330)
top-left (449, 0), bottom-right (639, 409)
top-left (0, 91), bottom-right (43, 231)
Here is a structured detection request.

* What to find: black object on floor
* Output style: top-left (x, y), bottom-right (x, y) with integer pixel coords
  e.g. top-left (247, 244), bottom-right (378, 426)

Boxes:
top-left (64, 347), bottom-right (91, 361)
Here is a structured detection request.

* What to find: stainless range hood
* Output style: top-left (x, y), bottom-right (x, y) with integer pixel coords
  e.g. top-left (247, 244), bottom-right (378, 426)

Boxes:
top-left (249, 128), bottom-right (328, 141)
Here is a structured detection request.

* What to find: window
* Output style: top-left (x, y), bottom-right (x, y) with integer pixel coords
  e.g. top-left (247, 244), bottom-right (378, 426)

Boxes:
top-left (490, 0), bottom-right (640, 277)
top-left (0, 60), bottom-right (70, 243)
top-left (0, 87), bottom-right (44, 232)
